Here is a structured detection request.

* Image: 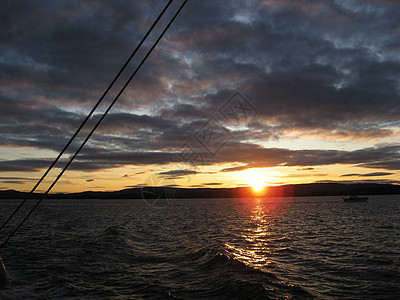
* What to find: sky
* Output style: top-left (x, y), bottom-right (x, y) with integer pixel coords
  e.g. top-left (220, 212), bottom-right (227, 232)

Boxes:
top-left (1, 0), bottom-right (400, 193)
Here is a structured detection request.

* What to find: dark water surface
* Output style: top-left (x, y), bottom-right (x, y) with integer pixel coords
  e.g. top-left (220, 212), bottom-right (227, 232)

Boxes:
top-left (0, 196), bottom-right (399, 299)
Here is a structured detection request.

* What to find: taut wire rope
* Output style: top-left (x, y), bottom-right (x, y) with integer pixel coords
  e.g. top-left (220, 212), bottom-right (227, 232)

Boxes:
top-left (0, 0), bottom-right (174, 233)
top-left (0, 0), bottom-right (188, 249)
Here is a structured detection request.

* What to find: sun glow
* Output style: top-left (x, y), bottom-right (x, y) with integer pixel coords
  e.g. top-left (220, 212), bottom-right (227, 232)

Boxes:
top-left (250, 176), bottom-right (266, 192)
top-left (243, 169), bottom-right (269, 193)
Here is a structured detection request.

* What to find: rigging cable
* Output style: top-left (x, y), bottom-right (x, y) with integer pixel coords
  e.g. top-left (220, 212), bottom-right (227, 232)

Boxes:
top-left (0, 0), bottom-right (174, 233)
top-left (0, 0), bottom-right (188, 249)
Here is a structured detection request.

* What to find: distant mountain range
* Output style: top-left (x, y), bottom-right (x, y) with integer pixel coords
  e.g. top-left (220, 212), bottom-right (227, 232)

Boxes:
top-left (1, 183), bottom-right (400, 199)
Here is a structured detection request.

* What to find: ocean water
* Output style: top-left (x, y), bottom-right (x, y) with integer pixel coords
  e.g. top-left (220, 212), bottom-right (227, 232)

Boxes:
top-left (0, 195), bottom-right (399, 299)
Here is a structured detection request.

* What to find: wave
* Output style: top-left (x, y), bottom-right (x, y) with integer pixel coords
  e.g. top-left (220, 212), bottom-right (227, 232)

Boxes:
top-left (190, 250), bottom-right (314, 299)
top-left (78, 227), bottom-right (315, 300)
top-left (88, 224), bottom-right (316, 299)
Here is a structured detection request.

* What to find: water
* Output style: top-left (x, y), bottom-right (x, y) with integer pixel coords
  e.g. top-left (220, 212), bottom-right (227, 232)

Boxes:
top-left (0, 196), bottom-right (399, 299)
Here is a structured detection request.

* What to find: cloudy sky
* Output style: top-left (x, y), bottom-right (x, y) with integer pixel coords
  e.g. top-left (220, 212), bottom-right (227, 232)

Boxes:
top-left (1, 0), bottom-right (400, 193)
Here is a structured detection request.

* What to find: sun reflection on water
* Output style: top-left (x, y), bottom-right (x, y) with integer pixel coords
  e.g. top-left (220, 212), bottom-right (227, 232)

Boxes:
top-left (225, 197), bottom-right (292, 269)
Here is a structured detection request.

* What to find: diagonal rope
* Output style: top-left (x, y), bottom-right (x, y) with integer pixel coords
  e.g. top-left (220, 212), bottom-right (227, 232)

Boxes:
top-left (0, 0), bottom-right (188, 249)
top-left (0, 0), bottom-right (174, 233)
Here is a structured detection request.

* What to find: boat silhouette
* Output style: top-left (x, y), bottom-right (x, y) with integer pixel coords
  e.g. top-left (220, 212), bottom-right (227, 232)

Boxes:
top-left (342, 195), bottom-right (368, 202)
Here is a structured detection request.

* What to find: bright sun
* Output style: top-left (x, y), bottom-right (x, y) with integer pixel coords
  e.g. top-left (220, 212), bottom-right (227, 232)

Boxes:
top-left (237, 168), bottom-right (276, 194)
top-left (248, 174), bottom-right (266, 193)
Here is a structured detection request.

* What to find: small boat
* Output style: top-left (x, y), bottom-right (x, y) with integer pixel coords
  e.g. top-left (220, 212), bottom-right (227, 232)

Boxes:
top-left (343, 195), bottom-right (368, 202)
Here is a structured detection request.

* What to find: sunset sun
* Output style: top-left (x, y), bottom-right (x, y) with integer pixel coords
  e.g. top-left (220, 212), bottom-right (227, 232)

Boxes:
top-left (245, 170), bottom-right (268, 193)
top-left (250, 176), bottom-right (266, 193)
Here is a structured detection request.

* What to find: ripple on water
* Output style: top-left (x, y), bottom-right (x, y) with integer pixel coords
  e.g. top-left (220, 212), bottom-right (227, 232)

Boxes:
top-left (0, 196), bottom-right (399, 299)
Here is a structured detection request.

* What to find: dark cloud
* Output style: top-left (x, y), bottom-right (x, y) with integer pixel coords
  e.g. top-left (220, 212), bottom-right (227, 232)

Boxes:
top-left (285, 173), bottom-right (328, 178)
top-left (158, 169), bottom-right (199, 179)
top-left (359, 160), bottom-right (400, 171)
top-left (0, 159), bottom-right (51, 172)
top-left (341, 172), bottom-right (395, 177)
top-left (297, 167), bottom-right (315, 171)
top-left (0, 180), bottom-right (26, 185)
top-left (316, 179), bottom-right (400, 185)
top-left (1, 144), bottom-right (400, 174)
top-left (218, 144), bottom-right (400, 172)
top-left (0, 176), bottom-right (34, 181)
top-left (0, 177), bottom-right (33, 185)
top-left (166, 0), bottom-right (400, 140)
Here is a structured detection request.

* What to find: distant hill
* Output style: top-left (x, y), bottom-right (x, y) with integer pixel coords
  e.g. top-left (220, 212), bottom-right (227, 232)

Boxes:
top-left (1, 183), bottom-right (400, 199)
